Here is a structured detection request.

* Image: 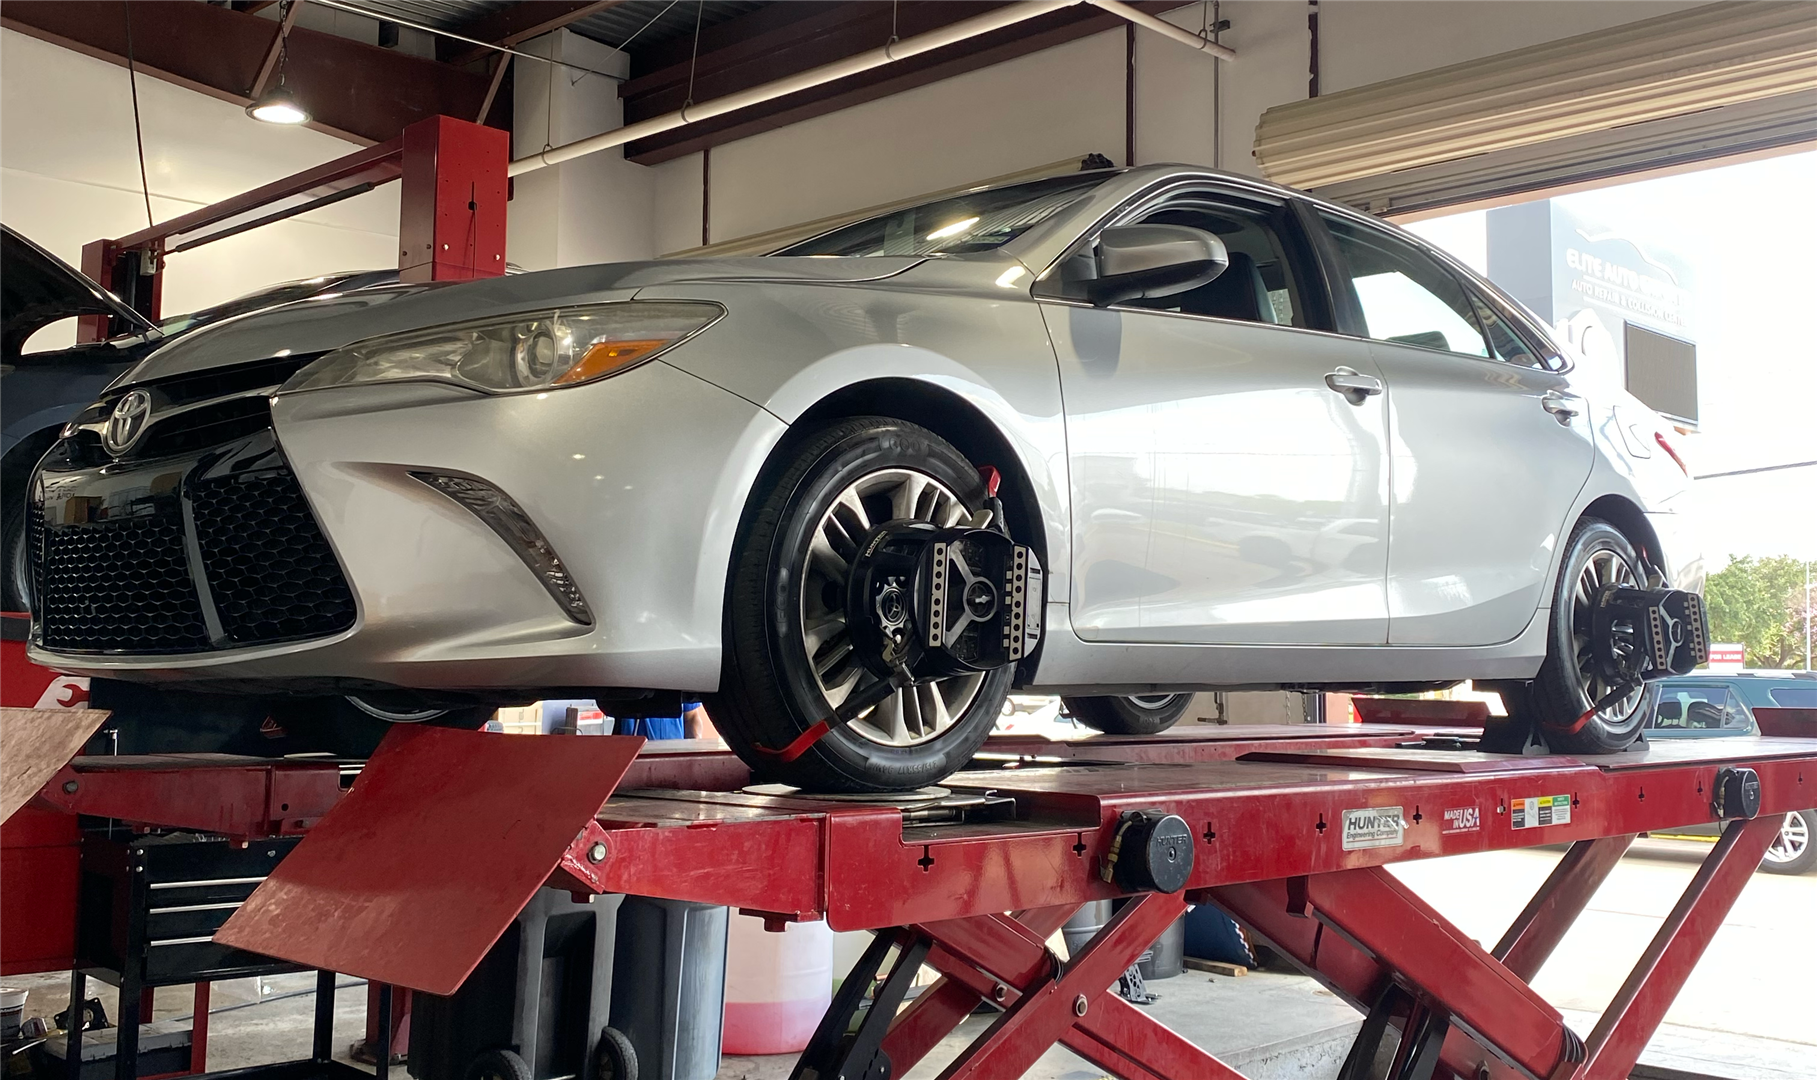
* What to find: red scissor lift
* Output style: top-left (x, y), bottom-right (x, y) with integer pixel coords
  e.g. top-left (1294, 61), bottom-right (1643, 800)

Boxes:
top-left (14, 710), bottom-right (1816, 1080)
top-left (11, 110), bottom-right (1816, 1080)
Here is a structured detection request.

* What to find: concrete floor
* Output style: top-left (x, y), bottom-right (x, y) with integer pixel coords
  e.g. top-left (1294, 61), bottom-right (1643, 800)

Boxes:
top-left (10, 841), bottom-right (1811, 1080)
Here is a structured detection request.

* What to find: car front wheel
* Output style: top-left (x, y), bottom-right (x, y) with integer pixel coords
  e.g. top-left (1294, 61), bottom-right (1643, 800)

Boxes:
top-left (2, 500), bottom-right (32, 614)
top-left (711, 418), bottom-right (1014, 792)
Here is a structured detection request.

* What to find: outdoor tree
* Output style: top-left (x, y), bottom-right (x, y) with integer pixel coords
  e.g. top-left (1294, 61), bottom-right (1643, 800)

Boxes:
top-left (1702, 555), bottom-right (1813, 669)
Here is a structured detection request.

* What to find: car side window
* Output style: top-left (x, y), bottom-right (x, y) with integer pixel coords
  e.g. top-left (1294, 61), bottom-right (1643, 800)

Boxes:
top-left (1319, 212), bottom-right (1490, 358)
top-left (1768, 685), bottom-right (1817, 708)
top-left (1653, 686), bottom-right (1733, 730)
top-left (1467, 292), bottom-right (1547, 368)
top-left (1120, 200), bottom-right (1308, 328)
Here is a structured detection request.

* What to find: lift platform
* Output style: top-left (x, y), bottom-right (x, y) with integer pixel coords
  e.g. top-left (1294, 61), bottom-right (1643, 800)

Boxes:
top-left (12, 712), bottom-right (1815, 1080)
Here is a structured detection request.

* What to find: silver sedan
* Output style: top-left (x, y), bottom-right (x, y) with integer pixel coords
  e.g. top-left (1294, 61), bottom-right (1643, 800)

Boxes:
top-left (28, 165), bottom-right (1700, 790)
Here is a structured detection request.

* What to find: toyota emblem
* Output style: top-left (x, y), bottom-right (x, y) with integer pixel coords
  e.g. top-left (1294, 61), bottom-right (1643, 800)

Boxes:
top-left (102, 389), bottom-right (153, 456)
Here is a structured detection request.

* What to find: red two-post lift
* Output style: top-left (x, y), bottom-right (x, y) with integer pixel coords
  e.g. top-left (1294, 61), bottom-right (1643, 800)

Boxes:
top-left (14, 710), bottom-right (1816, 1080)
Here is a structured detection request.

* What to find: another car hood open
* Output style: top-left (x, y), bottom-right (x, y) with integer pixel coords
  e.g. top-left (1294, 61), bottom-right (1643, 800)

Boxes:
top-left (126, 255), bottom-right (925, 383)
top-left (2, 225), bottom-right (154, 358)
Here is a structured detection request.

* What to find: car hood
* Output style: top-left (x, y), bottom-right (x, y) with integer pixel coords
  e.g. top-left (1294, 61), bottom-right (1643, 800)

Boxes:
top-left (2, 225), bottom-right (155, 357)
top-left (125, 256), bottom-right (926, 383)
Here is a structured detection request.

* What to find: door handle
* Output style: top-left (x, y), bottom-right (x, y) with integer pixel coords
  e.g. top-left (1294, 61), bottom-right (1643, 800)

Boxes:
top-left (1541, 392), bottom-right (1581, 421)
top-left (1324, 367), bottom-right (1383, 404)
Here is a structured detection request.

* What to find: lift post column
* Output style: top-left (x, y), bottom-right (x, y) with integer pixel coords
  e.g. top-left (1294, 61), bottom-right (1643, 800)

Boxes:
top-left (398, 115), bottom-right (509, 284)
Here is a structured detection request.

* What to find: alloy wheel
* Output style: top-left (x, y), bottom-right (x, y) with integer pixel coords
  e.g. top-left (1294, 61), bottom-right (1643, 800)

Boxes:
top-left (798, 467), bottom-right (984, 747)
top-left (1569, 546), bottom-right (1644, 722)
top-left (1764, 811), bottom-right (1810, 865)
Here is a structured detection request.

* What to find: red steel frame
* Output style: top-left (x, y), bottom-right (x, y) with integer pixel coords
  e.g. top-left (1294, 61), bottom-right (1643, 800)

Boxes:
top-left (77, 113), bottom-right (507, 341)
top-left (16, 722), bottom-right (1813, 1080)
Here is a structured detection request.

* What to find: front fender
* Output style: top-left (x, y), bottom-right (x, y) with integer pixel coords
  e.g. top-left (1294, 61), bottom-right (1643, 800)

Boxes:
top-left (634, 281), bottom-right (1073, 599)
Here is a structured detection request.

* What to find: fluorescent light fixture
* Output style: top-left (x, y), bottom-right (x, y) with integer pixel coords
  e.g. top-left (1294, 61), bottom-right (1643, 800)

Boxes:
top-left (246, 85), bottom-right (310, 125)
top-left (926, 216), bottom-right (981, 241)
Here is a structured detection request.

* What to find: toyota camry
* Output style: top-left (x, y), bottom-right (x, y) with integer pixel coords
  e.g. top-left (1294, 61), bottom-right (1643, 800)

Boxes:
top-left (26, 164), bottom-right (1702, 791)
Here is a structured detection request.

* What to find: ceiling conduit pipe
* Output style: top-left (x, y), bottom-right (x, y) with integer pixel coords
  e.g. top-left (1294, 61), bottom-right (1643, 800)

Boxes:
top-left (508, 0), bottom-right (1233, 178)
top-left (1084, 0), bottom-right (1236, 59)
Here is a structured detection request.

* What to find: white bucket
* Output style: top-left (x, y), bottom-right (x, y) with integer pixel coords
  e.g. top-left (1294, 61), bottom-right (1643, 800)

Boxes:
top-left (1, 987), bottom-right (27, 1042)
top-left (721, 915), bottom-right (832, 1056)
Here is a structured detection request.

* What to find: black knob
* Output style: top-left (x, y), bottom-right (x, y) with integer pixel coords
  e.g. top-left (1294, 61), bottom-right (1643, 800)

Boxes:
top-left (1712, 767), bottom-right (1762, 820)
top-left (1107, 810), bottom-right (1195, 894)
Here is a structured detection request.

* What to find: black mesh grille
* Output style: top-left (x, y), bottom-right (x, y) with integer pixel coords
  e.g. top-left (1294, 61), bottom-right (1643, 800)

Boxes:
top-left (138, 398), bottom-right (277, 460)
top-left (38, 515), bottom-right (210, 653)
top-left (191, 469), bottom-right (356, 645)
top-left (26, 502), bottom-right (44, 614)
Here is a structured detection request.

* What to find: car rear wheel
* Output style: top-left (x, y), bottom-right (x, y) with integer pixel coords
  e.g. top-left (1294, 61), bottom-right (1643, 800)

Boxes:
top-left (1064, 694), bottom-right (1191, 735)
top-left (1524, 519), bottom-right (1651, 755)
top-left (1761, 810), bottom-right (1816, 875)
top-left (711, 418), bottom-right (1012, 792)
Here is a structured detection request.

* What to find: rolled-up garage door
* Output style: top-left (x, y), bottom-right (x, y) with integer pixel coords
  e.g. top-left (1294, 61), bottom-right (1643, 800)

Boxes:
top-left (1255, 1), bottom-right (1817, 212)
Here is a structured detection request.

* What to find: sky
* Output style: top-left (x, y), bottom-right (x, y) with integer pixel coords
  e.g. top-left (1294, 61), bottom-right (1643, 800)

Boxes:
top-left (1405, 151), bottom-right (1817, 570)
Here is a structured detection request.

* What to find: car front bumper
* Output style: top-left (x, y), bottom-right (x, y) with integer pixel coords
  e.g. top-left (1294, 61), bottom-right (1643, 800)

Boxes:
top-left (30, 359), bottom-right (786, 694)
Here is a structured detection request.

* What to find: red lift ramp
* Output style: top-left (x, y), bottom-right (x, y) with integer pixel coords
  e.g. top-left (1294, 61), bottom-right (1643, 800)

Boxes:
top-left (0, 706), bottom-right (110, 822)
top-left (215, 725), bottom-right (643, 994)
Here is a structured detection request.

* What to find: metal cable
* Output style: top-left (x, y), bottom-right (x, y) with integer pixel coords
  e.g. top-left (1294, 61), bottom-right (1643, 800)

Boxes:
top-left (306, 0), bottom-right (625, 81)
top-left (123, 1), bottom-right (155, 229)
top-left (612, 0), bottom-right (681, 53)
top-left (683, 0), bottom-right (705, 111)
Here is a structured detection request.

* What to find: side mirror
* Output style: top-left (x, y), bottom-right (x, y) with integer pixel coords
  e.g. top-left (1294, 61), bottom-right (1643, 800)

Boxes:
top-left (1085, 225), bottom-right (1228, 308)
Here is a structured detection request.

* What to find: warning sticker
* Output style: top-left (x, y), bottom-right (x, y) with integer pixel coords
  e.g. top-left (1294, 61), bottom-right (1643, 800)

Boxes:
top-left (1511, 794), bottom-right (1572, 830)
top-left (1341, 806), bottom-right (1405, 851)
top-left (1442, 806), bottom-right (1481, 834)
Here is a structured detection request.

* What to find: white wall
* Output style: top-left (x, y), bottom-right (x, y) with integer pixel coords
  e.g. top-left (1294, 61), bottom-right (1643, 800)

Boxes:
top-left (508, 30), bottom-right (655, 270)
top-left (639, 0), bottom-right (1710, 252)
top-left (0, 28), bottom-right (401, 349)
top-left (650, 30), bottom-right (1129, 255)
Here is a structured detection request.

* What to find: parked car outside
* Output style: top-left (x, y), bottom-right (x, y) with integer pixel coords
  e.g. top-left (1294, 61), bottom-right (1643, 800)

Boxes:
top-left (23, 164), bottom-right (1702, 791)
top-left (1641, 671), bottom-right (1817, 874)
top-left (1, 222), bottom-right (398, 612)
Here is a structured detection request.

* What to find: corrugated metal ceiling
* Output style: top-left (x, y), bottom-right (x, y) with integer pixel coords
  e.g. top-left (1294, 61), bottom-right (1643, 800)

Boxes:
top-left (334, 1), bottom-right (766, 53)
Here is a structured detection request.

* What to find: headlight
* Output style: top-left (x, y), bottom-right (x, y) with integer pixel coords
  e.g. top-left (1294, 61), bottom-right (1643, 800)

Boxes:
top-left (280, 301), bottom-right (723, 394)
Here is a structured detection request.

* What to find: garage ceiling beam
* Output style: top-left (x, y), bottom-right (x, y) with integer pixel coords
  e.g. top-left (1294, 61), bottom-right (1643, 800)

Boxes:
top-left (0, 1), bottom-right (500, 146)
top-left (440, 0), bottom-right (628, 67)
top-left (617, 0), bottom-right (1196, 166)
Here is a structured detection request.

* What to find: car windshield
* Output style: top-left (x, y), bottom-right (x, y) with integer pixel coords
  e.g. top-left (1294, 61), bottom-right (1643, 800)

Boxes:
top-left (773, 173), bottom-right (1113, 257)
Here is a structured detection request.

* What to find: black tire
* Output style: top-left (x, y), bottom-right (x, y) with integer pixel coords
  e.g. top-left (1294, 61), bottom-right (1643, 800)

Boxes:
top-left (1526, 518), bottom-right (1650, 755)
top-left (1760, 810), bottom-right (1816, 876)
top-left (272, 695), bottom-right (494, 758)
top-left (2, 498), bottom-right (31, 614)
top-left (710, 417), bottom-right (1012, 792)
top-left (1064, 694), bottom-right (1191, 735)
top-left (593, 1026), bottom-right (638, 1080)
top-left (464, 1049), bottom-right (531, 1080)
